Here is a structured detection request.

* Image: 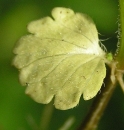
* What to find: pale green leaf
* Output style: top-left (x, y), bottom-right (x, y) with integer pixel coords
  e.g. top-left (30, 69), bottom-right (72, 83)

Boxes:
top-left (13, 7), bottom-right (106, 110)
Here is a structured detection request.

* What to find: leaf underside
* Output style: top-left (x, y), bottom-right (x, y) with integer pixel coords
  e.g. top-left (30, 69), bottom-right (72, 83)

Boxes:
top-left (13, 7), bottom-right (106, 110)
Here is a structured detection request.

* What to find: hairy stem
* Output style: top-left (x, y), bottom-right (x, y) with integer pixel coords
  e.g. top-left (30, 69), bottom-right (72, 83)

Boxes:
top-left (77, 71), bottom-right (117, 130)
top-left (116, 0), bottom-right (124, 69)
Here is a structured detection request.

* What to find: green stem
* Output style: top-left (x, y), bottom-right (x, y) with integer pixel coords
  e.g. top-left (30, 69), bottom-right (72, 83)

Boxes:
top-left (40, 101), bottom-right (54, 130)
top-left (116, 0), bottom-right (124, 69)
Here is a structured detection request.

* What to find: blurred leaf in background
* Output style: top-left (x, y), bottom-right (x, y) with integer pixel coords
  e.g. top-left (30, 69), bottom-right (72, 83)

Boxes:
top-left (0, 0), bottom-right (124, 130)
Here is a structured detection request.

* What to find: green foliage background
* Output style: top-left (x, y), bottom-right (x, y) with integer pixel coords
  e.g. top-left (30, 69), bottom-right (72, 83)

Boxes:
top-left (0, 0), bottom-right (124, 130)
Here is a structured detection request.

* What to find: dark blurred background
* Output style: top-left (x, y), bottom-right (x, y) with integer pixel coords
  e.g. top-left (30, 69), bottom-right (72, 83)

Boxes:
top-left (0, 0), bottom-right (124, 130)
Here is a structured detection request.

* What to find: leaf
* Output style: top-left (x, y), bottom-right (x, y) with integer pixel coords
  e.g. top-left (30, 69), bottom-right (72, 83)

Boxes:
top-left (13, 7), bottom-right (106, 110)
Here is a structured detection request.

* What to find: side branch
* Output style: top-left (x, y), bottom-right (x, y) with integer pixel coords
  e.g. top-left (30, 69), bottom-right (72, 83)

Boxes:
top-left (77, 70), bottom-right (117, 130)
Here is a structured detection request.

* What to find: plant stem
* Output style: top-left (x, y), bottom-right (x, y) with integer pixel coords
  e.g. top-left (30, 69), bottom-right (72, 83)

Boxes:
top-left (77, 71), bottom-right (117, 130)
top-left (116, 0), bottom-right (124, 69)
top-left (40, 101), bottom-right (54, 130)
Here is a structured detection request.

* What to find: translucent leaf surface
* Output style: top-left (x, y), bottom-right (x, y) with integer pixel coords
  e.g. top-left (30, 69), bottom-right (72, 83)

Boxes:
top-left (13, 7), bottom-right (106, 110)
